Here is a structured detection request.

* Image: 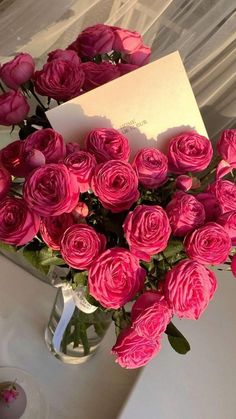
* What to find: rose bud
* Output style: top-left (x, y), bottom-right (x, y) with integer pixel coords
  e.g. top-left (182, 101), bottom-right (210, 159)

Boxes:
top-left (0, 166), bottom-right (11, 200)
top-left (47, 49), bottom-right (81, 65)
top-left (217, 211), bottom-right (236, 245)
top-left (0, 53), bottom-right (35, 90)
top-left (64, 151), bottom-right (96, 193)
top-left (85, 128), bottom-right (130, 163)
top-left (231, 255), bottom-right (236, 278)
top-left (72, 202), bottom-right (89, 219)
top-left (116, 63), bottom-right (138, 75)
top-left (81, 62), bottom-right (120, 91)
top-left (209, 180), bottom-right (236, 213)
top-left (25, 149), bottom-right (46, 170)
top-left (0, 90), bottom-right (29, 126)
top-left (132, 148), bottom-right (168, 189)
top-left (216, 159), bottom-right (232, 180)
top-left (217, 129), bottom-right (236, 168)
top-left (40, 213), bottom-right (74, 250)
top-left (124, 44), bottom-right (151, 66)
top-left (24, 128), bottom-right (66, 163)
top-left (113, 28), bottom-right (142, 53)
top-left (74, 24), bottom-right (115, 57)
top-left (175, 175), bottom-right (200, 191)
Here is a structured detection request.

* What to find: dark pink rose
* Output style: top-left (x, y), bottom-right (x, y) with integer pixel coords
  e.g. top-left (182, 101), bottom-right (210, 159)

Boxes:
top-left (47, 49), bottom-right (81, 65)
top-left (0, 53), bottom-right (35, 90)
top-left (85, 128), bottom-right (130, 163)
top-left (167, 131), bottom-right (213, 174)
top-left (0, 166), bottom-right (11, 200)
top-left (209, 180), bottom-right (236, 213)
top-left (164, 259), bottom-right (217, 319)
top-left (216, 159), bottom-right (232, 180)
top-left (23, 163), bottom-right (80, 216)
top-left (217, 211), bottom-right (236, 246)
top-left (124, 44), bottom-right (151, 66)
top-left (175, 175), bottom-right (200, 191)
top-left (231, 255), bottom-right (236, 278)
top-left (113, 28), bottom-right (142, 53)
top-left (0, 140), bottom-right (28, 177)
top-left (66, 40), bottom-right (79, 53)
top-left (0, 387), bottom-right (19, 404)
top-left (24, 128), bottom-right (66, 163)
top-left (81, 62), bottom-right (120, 91)
top-left (0, 196), bottom-right (40, 245)
top-left (25, 149), bottom-right (46, 170)
top-left (196, 191), bottom-right (222, 221)
top-left (61, 224), bottom-right (106, 270)
top-left (116, 63), bottom-right (138, 75)
top-left (112, 327), bottom-right (161, 369)
top-left (91, 160), bottom-right (139, 213)
top-left (217, 129), bottom-right (236, 168)
top-left (75, 24), bottom-right (115, 57)
top-left (40, 213), bottom-right (74, 250)
top-left (0, 90), bottom-right (29, 126)
top-left (123, 204), bottom-right (171, 261)
top-left (34, 60), bottom-right (84, 101)
top-left (131, 292), bottom-right (172, 339)
top-left (88, 247), bottom-right (146, 309)
top-left (66, 142), bottom-right (80, 156)
top-left (72, 202), bottom-right (89, 219)
top-left (184, 222), bottom-right (231, 265)
top-left (132, 148), bottom-right (168, 188)
top-left (64, 151), bottom-right (96, 193)
top-left (166, 192), bottom-right (205, 237)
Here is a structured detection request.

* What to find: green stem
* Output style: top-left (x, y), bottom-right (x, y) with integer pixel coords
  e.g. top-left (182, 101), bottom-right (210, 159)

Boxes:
top-left (30, 89), bottom-right (47, 111)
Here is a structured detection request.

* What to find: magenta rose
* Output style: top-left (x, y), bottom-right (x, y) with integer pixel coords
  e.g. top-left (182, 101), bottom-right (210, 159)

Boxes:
top-left (91, 160), bottom-right (139, 212)
top-left (47, 49), bottom-right (81, 65)
top-left (209, 180), bottom-right (236, 213)
top-left (164, 259), bottom-right (217, 319)
top-left (0, 166), bottom-right (11, 200)
top-left (60, 224), bottom-right (106, 270)
top-left (217, 129), bottom-right (236, 168)
top-left (124, 44), bottom-right (151, 66)
top-left (116, 63), bottom-right (138, 75)
top-left (85, 128), bottom-right (130, 163)
top-left (231, 255), bottom-right (236, 278)
top-left (184, 222), bottom-right (231, 265)
top-left (112, 327), bottom-right (161, 369)
top-left (81, 62), bottom-right (120, 91)
top-left (0, 90), bottom-right (29, 126)
top-left (166, 192), bottom-right (205, 237)
top-left (131, 292), bottom-right (172, 339)
top-left (24, 128), bottom-right (66, 163)
top-left (217, 211), bottom-right (236, 246)
top-left (0, 197), bottom-right (40, 245)
top-left (0, 53), bottom-right (35, 90)
top-left (167, 131), bottom-right (213, 174)
top-left (66, 142), bottom-right (80, 156)
top-left (40, 213), bottom-right (74, 250)
top-left (34, 60), bottom-right (84, 101)
top-left (64, 151), bottom-right (96, 193)
top-left (23, 163), bottom-right (80, 216)
top-left (74, 24), bottom-right (115, 57)
top-left (113, 28), bottom-right (142, 53)
top-left (88, 247), bottom-right (146, 309)
top-left (123, 205), bottom-right (171, 261)
top-left (196, 191), bottom-right (222, 221)
top-left (132, 148), bottom-right (168, 188)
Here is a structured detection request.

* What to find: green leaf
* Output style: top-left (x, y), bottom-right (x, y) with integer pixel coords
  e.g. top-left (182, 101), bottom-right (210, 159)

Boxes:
top-left (163, 240), bottom-right (184, 259)
top-left (73, 271), bottom-right (88, 287)
top-left (165, 322), bottom-right (190, 355)
top-left (22, 248), bottom-right (50, 275)
top-left (0, 242), bottom-right (16, 253)
top-left (40, 256), bottom-right (65, 266)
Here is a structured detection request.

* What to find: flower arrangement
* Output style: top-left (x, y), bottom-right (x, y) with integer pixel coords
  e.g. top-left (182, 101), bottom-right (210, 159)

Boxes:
top-left (0, 24), bottom-right (236, 369)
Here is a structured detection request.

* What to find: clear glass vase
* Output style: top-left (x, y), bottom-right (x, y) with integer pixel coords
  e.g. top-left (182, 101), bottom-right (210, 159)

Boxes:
top-left (45, 288), bottom-right (112, 364)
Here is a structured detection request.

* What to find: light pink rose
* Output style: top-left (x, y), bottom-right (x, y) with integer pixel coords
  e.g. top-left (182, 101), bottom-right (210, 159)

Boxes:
top-left (0, 197), bottom-right (40, 245)
top-left (61, 224), bottom-right (106, 270)
top-left (175, 175), bottom-right (201, 191)
top-left (0, 90), bottom-right (29, 126)
top-left (24, 128), bottom-right (66, 163)
top-left (23, 163), bottom-right (80, 216)
top-left (167, 131), bottom-right (213, 174)
top-left (113, 28), bottom-right (142, 53)
top-left (74, 24), bottom-right (115, 57)
top-left (216, 160), bottom-right (232, 179)
top-left (132, 148), bottom-right (168, 189)
top-left (0, 166), bottom-right (11, 200)
top-left (166, 192), bottom-right (205, 237)
top-left (209, 180), bottom-right (236, 213)
top-left (195, 192), bottom-right (222, 221)
top-left (88, 247), bottom-right (146, 309)
top-left (231, 255), bottom-right (236, 278)
top-left (123, 204), bottom-right (171, 261)
top-left (47, 49), bottom-right (81, 65)
top-left (91, 160), bottom-right (139, 213)
top-left (0, 53), bottom-right (35, 90)
top-left (124, 44), bottom-right (151, 66)
top-left (217, 211), bottom-right (236, 246)
top-left (64, 151), bottom-right (96, 193)
top-left (72, 202), bottom-right (89, 219)
top-left (116, 63), bottom-right (138, 75)
top-left (81, 62), bottom-right (120, 91)
top-left (217, 129), bottom-right (236, 168)
top-left (40, 213), bottom-right (74, 250)
top-left (164, 259), bottom-right (217, 319)
top-left (85, 128), bottom-right (130, 163)
top-left (184, 222), bottom-right (231, 265)
top-left (112, 327), bottom-right (161, 369)
top-left (66, 142), bottom-right (80, 156)
top-left (131, 292), bottom-right (172, 339)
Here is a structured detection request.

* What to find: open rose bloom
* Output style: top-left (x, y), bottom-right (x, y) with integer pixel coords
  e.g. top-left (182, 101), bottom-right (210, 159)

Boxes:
top-left (0, 24), bottom-right (235, 370)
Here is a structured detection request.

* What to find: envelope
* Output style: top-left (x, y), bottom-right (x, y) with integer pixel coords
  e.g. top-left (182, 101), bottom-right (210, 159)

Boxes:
top-left (47, 51), bottom-right (207, 154)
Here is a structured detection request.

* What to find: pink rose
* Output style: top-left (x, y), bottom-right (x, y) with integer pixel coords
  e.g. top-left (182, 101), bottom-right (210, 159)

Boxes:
top-left (0, 387), bottom-right (19, 404)
top-left (195, 192), bottom-right (222, 221)
top-left (34, 60), bottom-right (84, 101)
top-left (81, 62), bottom-right (120, 91)
top-left (91, 160), bottom-right (139, 213)
top-left (113, 28), bottom-right (142, 53)
top-left (88, 247), bottom-right (146, 309)
top-left (0, 90), bottom-right (29, 126)
top-left (0, 140), bottom-right (28, 177)
top-left (167, 131), bottom-right (213, 174)
top-left (132, 148), bottom-right (168, 188)
top-left (0, 197), bottom-right (40, 245)
top-left (217, 129), bottom-right (236, 168)
top-left (123, 204), bottom-right (171, 261)
top-left (72, 202), bottom-right (89, 219)
top-left (231, 255), bottom-right (236, 278)
top-left (131, 292), bottom-right (172, 339)
top-left (116, 63), bottom-right (138, 75)
top-left (61, 224), bottom-right (106, 270)
top-left (0, 166), bottom-right (11, 200)
top-left (164, 259), bottom-right (217, 319)
top-left (0, 53), bottom-right (35, 90)
top-left (209, 180), bottom-right (236, 213)
top-left (124, 44), bottom-right (151, 66)
top-left (216, 159), bottom-right (232, 180)
top-left (47, 49), bottom-right (81, 65)
top-left (112, 327), bottom-right (161, 369)
top-left (217, 211), bottom-right (236, 246)
top-left (74, 24), bottom-right (115, 57)
top-left (184, 222), bottom-right (231, 265)
top-left (66, 142), bottom-right (80, 156)
top-left (166, 192), bottom-right (205, 237)
top-left (23, 163), bottom-right (80, 216)
top-left (85, 128), bottom-right (130, 163)
top-left (64, 151), bottom-right (96, 193)
top-left (40, 213), bottom-right (74, 250)
top-left (24, 128), bottom-right (66, 163)
top-left (175, 175), bottom-right (200, 191)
